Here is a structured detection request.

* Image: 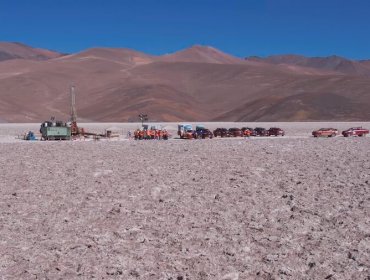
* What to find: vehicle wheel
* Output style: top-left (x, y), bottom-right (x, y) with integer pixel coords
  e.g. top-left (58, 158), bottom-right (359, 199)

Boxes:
top-left (313, 135), bottom-right (317, 138)
top-left (359, 134), bottom-right (363, 137)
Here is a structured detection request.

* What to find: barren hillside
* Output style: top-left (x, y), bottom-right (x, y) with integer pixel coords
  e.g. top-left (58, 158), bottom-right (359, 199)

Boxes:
top-left (0, 43), bottom-right (369, 122)
top-left (0, 42), bottom-right (63, 61)
top-left (246, 54), bottom-right (370, 77)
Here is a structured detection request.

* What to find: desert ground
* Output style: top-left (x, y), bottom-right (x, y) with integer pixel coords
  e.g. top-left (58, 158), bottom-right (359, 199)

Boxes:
top-left (0, 122), bottom-right (369, 279)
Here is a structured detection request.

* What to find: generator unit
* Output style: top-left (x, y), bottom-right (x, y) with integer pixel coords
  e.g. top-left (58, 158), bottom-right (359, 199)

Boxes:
top-left (40, 120), bottom-right (71, 140)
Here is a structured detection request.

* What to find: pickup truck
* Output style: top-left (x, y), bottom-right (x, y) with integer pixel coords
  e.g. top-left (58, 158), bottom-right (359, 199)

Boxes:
top-left (342, 127), bottom-right (369, 137)
top-left (312, 128), bottom-right (338, 137)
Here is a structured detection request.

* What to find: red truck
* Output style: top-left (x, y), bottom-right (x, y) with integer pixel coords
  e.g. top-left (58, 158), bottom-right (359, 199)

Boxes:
top-left (342, 127), bottom-right (369, 137)
top-left (312, 128), bottom-right (339, 137)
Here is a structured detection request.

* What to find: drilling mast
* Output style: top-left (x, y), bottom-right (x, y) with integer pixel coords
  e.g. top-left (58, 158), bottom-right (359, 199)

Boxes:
top-left (70, 85), bottom-right (79, 135)
top-left (70, 85), bottom-right (77, 123)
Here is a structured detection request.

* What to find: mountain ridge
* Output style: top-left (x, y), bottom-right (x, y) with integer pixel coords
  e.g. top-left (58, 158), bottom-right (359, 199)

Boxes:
top-left (245, 54), bottom-right (370, 77)
top-left (0, 42), bottom-right (65, 61)
top-left (0, 42), bottom-right (369, 122)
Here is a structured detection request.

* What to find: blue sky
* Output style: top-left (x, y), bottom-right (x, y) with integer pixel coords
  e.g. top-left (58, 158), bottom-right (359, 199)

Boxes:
top-left (1, 0), bottom-right (369, 59)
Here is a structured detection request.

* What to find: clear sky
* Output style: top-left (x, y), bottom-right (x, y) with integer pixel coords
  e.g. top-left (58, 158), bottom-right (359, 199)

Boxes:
top-left (1, 0), bottom-right (369, 59)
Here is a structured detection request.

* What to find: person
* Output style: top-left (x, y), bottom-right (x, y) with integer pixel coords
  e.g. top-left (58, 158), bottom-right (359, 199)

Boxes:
top-left (163, 130), bottom-right (168, 140)
top-left (244, 129), bottom-right (250, 138)
top-left (127, 131), bottom-right (132, 139)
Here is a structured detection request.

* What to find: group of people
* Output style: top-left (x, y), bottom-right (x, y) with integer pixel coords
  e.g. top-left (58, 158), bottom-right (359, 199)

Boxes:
top-left (133, 129), bottom-right (169, 140)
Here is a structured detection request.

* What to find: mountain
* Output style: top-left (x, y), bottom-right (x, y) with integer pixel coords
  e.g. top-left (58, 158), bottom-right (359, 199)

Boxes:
top-left (359, 60), bottom-right (370, 68)
top-left (0, 42), bottom-right (64, 61)
top-left (216, 92), bottom-right (370, 122)
top-left (246, 54), bottom-right (370, 77)
top-left (161, 45), bottom-right (245, 64)
top-left (0, 43), bottom-right (369, 122)
top-left (64, 47), bottom-right (155, 66)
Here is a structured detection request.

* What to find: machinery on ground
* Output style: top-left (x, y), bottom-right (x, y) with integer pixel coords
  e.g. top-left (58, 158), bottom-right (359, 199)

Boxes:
top-left (40, 120), bottom-right (71, 140)
top-left (39, 86), bottom-right (117, 141)
top-left (24, 131), bottom-right (37, 141)
top-left (69, 85), bottom-right (86, 137)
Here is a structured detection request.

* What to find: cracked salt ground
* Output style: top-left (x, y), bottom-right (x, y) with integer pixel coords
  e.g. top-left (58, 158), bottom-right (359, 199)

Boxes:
top-left (93, 169), bottom-right (114, 177)
top-left (0, 123), bottom-right (369, 279)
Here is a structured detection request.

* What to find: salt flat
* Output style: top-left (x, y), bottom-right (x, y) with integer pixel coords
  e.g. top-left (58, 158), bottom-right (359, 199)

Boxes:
top-left (0, 123), bottom-right (369, 279)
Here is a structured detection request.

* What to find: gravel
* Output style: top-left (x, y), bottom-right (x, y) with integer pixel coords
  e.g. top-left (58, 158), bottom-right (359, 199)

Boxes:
top-left (0, 123), bottom-right (369, 279)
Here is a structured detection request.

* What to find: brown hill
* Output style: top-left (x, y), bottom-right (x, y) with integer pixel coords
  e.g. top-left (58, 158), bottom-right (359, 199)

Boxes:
top-left (0, 44), bottom-right (369, 122)
top-left (0, 42), bottom-right (64, 61)
top-left (216, 92), bottom-right (370, 122)
top-left (161, 45), bottom-right (245, 64)
top-left (63, 48), bottom-right (155, 66)
top-left (246, 54), bottom-right (370, 77)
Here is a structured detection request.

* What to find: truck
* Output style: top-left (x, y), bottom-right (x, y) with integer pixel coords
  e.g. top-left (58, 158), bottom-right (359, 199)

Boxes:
top-left (312, 128), bottom-right (338, 138)
top-left (178, 124), bottom-right (194, 139)
top-left (342, 127), bottom-right (369, 137)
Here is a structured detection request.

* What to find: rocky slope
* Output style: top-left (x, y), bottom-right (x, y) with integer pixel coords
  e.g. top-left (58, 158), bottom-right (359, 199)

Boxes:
top-left (0, 43), bottom-right (369, 122)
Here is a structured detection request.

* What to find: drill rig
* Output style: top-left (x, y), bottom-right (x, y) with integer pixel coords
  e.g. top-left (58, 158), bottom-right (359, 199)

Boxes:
top-left (69, 85), bottom-right (85, 136)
